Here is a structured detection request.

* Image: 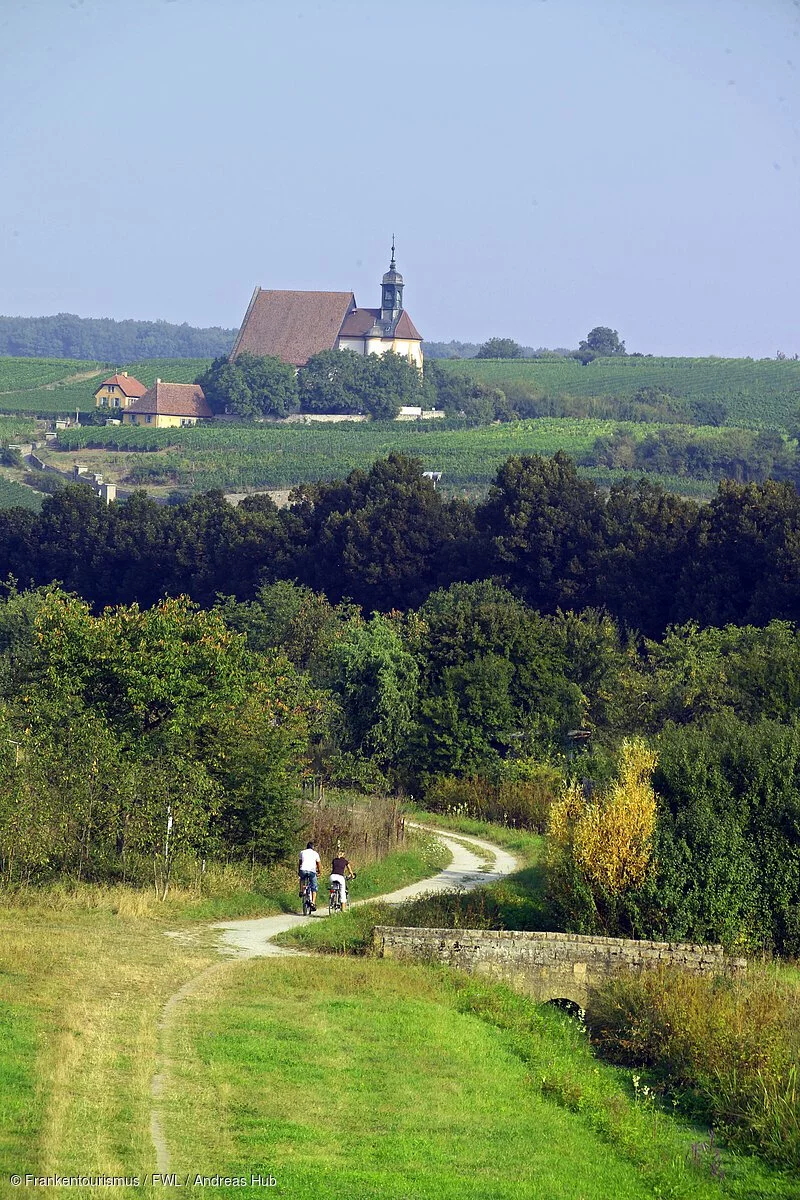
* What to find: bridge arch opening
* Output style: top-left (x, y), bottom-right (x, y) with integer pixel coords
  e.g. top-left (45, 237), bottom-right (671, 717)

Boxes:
top-left (545, 998), bottom-right (585, 1020)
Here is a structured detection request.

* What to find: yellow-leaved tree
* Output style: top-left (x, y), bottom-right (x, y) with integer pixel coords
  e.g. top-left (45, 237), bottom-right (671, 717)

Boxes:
top-left (547, 738), bottom-right (658, 932)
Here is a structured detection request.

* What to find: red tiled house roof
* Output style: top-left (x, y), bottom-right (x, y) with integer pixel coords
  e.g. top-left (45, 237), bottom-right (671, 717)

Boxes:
top-left (230, 289), bottom-right (356, 367)
top-left (125, 382), bottom-right (213, 419)
top-left (95, 373), bottom-right (147, 397)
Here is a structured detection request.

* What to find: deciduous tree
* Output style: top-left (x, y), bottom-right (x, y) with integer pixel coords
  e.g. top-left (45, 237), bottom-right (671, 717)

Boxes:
top-left (476, 337), bottom-right (523, 359)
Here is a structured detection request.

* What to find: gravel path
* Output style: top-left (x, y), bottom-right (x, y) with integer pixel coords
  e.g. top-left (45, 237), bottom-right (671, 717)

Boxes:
top-left (211, 825), bottom-right (518, 958)
top-left (150, 824), bottom-right (518, 1171)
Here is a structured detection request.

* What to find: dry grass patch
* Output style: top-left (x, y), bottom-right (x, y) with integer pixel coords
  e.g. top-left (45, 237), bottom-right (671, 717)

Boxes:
top-left (0, 906), bottom-right (220, 1198)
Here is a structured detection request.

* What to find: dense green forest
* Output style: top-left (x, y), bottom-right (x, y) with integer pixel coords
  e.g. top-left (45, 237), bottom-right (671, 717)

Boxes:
top-left (0, 314), bottom-right (236, 360)
top-left (1, 464), bottom-right (799, 960)
top-left (3, 450), bottom-right (800, 634)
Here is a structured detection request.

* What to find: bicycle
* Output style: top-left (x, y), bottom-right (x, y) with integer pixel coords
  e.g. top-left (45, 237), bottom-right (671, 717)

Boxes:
top-left (300, 874), bottom-right (316, 916)
top-left (328, 874), bottom-right (356, 916)
top-left (328, 880), bottom-right (343, 915)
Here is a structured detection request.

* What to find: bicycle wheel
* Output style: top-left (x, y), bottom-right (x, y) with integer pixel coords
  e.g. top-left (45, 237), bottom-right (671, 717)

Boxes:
top-left (302, 891), bottom-right (312, 916)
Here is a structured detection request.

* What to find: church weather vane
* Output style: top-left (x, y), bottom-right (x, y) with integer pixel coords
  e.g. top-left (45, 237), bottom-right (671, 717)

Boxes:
top-left (390, 234), bottom-right (396, 269)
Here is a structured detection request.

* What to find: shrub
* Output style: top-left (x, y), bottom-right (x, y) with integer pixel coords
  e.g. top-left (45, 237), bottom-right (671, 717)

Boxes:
top-left (585, 965), bottom-right (800, 1169)
top-left (545, 739), bottom-right (658, 935)
top-left (302, 792), bottom-right (406, 866)
top-left (424, 765), bottom-right (562, 831)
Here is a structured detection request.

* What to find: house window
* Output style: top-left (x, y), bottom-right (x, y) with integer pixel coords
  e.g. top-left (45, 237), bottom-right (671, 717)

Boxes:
top-left (145, 415), bottom-right (152, 423)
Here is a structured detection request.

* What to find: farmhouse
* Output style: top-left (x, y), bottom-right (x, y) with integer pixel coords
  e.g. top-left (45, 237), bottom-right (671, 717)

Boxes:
top-left (94, 372), bottom-right (147, 410)
top-left (230, 244), bottom-right (423, 370)
top-left (121, 380), bottom-right (213, 428)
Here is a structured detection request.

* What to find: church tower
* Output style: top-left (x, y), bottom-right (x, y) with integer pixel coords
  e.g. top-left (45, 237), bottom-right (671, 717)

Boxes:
top-left (380, 238), bottom-right (404, 328)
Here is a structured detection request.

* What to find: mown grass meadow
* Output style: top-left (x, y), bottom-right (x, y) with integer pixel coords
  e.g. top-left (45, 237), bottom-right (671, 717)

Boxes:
top-left (163, 956), bottom-right (796, 1199)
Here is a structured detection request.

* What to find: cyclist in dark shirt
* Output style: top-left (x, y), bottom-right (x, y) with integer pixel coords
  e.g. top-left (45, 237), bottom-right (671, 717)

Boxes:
top-left (330, 853), bottom-right (355, 909)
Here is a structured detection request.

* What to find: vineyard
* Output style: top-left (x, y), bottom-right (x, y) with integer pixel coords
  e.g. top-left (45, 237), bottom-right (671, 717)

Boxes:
top-left (0, 358), bottom-right (106, 391)
top-left (1, 354), bottom-right (800, 429)
top-left (0, 357), bottom-right (212, 415)
top-left (1, 352), bottom-right (798, 503)
top-left (0, 477), bottom-right (44, 512)
top-left (442, 356), bottom-right (800, 429)
top-left (53, 418), bottom-right (724, 496)
top-left (0, 415), bottom-right (38, 442)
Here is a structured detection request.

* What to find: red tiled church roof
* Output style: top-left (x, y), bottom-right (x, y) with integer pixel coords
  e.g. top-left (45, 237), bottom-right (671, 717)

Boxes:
top-left (339, 308), bottom-right (422, 342)
top-left (231, 288), bottom-right (356, 367)
top-left (95, 373), bottom-right (147, 397)
top-left (338, 308), bottom-right (381, 337)
top-left (125, 381), bottom-right (213, 419)
top-left (393, 311), bottom-right (422, 341)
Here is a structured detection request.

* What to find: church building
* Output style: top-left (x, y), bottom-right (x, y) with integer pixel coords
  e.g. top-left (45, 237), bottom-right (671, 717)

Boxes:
top-left (230, 244), bottom-right (423, 369)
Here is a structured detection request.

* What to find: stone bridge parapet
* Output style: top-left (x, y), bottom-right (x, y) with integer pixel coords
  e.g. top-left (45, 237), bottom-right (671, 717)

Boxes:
top-left (372, 926), bottom-right (746, 1009)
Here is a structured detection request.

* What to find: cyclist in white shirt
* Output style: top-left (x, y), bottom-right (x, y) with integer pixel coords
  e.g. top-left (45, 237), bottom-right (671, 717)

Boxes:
top-left (298, 842), bottom-right (322, 912)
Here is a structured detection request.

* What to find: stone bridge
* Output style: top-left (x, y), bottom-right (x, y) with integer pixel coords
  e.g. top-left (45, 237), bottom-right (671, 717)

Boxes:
top-left (372, 926), bottom-right (746, 1010)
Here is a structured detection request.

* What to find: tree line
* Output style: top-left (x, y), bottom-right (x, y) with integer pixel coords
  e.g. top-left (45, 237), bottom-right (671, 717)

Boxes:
top-left (3, 451), bottom-right (800, 635)
top-left (197, 349), bottom-right (428, 420)
top-left (580, 426), bottom-right (795, 484)
top-left (201, 347), bottom-right (738, 431)
top-left (0, 313), bottom-right (237, 360)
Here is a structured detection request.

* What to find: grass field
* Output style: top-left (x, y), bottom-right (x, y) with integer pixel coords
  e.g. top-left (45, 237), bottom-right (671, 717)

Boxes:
top-left (164, 956), bottom-right (796, 1199)
top-left (442, 356), bottom-right (800, 430)
top-left (1, 821), bottom-right (795, 1198)
top-left (0, 836), bottom-right (447, 1198)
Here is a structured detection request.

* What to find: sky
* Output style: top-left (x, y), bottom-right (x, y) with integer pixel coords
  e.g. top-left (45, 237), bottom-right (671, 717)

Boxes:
top-left (0, 0), bottom-right (798, 357)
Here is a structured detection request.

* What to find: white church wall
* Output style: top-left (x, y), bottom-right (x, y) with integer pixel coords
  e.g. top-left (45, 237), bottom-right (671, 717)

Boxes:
top-left (337, 337), bottom-right (367, 355)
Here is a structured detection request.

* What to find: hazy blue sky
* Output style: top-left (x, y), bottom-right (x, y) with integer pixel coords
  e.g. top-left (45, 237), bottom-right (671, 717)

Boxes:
top-left (0, 0), bottom-right (798, 355)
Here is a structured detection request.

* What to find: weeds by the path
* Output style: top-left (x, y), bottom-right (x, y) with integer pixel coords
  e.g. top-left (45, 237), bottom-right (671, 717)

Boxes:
top-left (586, 964), bottom-right (800, 1170)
